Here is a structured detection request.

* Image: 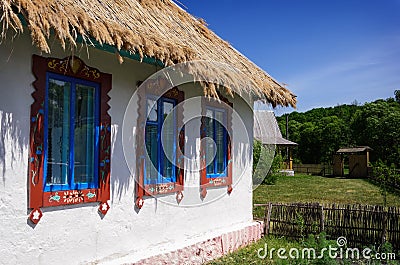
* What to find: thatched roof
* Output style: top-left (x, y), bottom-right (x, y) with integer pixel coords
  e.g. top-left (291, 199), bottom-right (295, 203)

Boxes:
top-left (0, 0), bottom-right (296, 107)
top-left (254, 111), bottom-right (298, 146)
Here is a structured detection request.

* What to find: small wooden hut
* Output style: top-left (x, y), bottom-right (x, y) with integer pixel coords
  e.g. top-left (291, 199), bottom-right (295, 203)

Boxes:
top-left (334, 146), bottom-right (372, 178)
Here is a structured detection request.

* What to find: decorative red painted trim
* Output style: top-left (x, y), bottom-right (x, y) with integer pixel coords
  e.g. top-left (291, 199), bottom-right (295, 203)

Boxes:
top-left (135, 77), bottom-right (185, 209)
top-left (28, 55), bottom-right (112, 223)
top-left (42, 189), bottom-right (99, 207)
top-left (200, 95), bottom-right (233, 198)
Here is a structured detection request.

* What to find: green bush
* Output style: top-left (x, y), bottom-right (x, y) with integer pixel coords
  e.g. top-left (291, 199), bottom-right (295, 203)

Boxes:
top-left (371, 161), bottom-right (400, 206)
top-left (301, 233), bottom-right (339, 265)
top-left (263, 174), bottom-right (278, 185)
top-left (263, 152), bottom-right (284, 185)
top-left (253, 140), bottom-right (283, 186)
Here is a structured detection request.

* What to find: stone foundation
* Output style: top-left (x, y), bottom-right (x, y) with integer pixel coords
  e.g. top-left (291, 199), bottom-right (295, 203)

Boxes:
top-left (131, 221), bottom-right (262, 265)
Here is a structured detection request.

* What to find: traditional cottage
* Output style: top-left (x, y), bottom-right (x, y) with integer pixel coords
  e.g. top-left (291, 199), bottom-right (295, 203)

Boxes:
top-left (0, 0), bottom-right (296, 264)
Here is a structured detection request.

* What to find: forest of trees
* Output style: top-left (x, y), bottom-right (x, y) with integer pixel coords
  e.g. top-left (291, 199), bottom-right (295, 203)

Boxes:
top-left (276, 93), bottom-right (400, 168)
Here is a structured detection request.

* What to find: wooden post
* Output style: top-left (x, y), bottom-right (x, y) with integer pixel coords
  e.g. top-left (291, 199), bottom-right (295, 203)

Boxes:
top-left (333, 154), bottom-right (344, 177)
top-left (286, 115), bottom-right (290, 169)
top-left (320, 205), bottom-right (325, 232)
top-left (381, 208), bottom-right (388, 244)
top-left (264, 202), bottom-right (273, 236)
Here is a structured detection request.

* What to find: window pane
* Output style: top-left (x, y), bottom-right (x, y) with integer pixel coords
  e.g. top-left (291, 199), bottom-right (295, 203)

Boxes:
top-left (214, 110), bottom-right (224, 123)
top-left (205, 109), bottom-right (213, 119)
top-left (145, 124), bottom-right (158, 184)
top-left (205, 110), bottom-right (214, 174)
top-left (147, 98), bottom-right (157, 122)
top-left (74, 84), bottom-right (96, 184)
top-left (46, 79), bottom-right (71, 185)
top-left (215, 111), bottom-right (225, 174)
top-left (162, 101), bottom-right (175, 182)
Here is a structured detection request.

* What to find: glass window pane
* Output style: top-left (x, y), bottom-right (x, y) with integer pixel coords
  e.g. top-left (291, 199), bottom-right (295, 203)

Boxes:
top-left (46, 79), bottom-right (71, 185)
top-left (147, 98), bottom-right (157, 122)
top-left (205, 110), bottom-right (214, 174)
top-left (163, 101), bottom-right (173, 118)
top-left (215, 119), bottom-right (225, 174)
top-left (205, 109), bottom-right (213, 119)
top-left (215, 110), bottom-right (224, 127)
top-left (215, 110), bottom-right (225, 173)
top-left (162, 101), bottom-right (175, 182)
top-left (145, 124), bottom-right (158, 184)
top-left (74, 84), bottom-right (96, 184)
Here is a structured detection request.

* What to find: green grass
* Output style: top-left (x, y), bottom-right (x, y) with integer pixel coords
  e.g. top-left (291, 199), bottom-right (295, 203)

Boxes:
top-left (208, 174), bottom-right (400, 265)
top-left (254, 174), bottom-right (400, 207)
top-left (208, 234), bottom-right (400, 265)
top-left (207, 236), bottom-right (302, 265)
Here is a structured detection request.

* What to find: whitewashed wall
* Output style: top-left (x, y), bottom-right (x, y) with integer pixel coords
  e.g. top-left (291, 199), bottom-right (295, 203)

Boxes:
top-left (0, 33), bottom-right (254, 264)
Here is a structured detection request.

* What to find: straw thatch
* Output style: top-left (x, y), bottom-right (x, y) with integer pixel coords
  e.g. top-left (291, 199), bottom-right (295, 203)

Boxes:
top-left (0, 0), bottom-right (296, 107)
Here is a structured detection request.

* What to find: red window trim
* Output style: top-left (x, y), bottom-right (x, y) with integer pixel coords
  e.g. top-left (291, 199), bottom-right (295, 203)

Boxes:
top-left (200, 95), bottom-right (233, 198)
top-left (135, 77), bottom-right (185, 209)
top-left (28, 55), bottom-right (112, 224)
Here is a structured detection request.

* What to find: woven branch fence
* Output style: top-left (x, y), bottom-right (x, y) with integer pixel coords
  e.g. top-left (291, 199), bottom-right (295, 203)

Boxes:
top-left (254, 203), bottom-right (400, 250)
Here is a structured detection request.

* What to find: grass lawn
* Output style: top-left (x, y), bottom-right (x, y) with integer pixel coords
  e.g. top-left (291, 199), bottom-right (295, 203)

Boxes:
top-left (207, 174), bottom-right (400, 265)
top-left (207, 236), bottom-right (302, 265)
top-left (207, 235), bottom-right (400, 265)
top-left (253, 174), bottom-right (400, 207)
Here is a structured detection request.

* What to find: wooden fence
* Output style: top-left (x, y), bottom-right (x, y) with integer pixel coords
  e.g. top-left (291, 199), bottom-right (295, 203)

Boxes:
top-left (254, 203), bottom-right (400, 250)
top-left (292, 164), bottom-right (333, 176)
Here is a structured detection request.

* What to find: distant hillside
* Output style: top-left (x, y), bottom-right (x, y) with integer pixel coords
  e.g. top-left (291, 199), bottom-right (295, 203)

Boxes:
top-left (276, 97), bottom-right (400, 167)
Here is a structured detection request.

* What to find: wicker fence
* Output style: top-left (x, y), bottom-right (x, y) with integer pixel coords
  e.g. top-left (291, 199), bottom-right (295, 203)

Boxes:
top-left (254, 203), bottom-right (400, 250)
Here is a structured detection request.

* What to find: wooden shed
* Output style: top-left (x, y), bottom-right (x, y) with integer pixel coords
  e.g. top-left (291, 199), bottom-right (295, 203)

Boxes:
top-left (334, 146), bottom-right (372, 178)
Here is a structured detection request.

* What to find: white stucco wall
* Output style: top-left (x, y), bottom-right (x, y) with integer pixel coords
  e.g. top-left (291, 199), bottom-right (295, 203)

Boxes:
top-left (0, 33), bottom-right (254, 264)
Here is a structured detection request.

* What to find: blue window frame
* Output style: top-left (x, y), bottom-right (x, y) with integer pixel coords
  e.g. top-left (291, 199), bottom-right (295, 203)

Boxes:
top-left (145, 96), bottom-right (177, 185)
top-left (204, 107), bottom-right (227, 178)
top-left (43, 72), bottom-right (100, 191)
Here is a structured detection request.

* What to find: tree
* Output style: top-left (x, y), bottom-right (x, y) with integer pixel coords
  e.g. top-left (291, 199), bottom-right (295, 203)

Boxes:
top-left (351, 100), bottom-right (400, 167)
top-left (276, 98), bottom-right (400, 167)
top-left (395, 90), bottom-right (400, 104)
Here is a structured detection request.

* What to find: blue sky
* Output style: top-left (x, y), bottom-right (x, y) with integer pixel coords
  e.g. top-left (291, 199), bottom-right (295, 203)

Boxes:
top-left (175, 0), bottom-right (400, 114)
